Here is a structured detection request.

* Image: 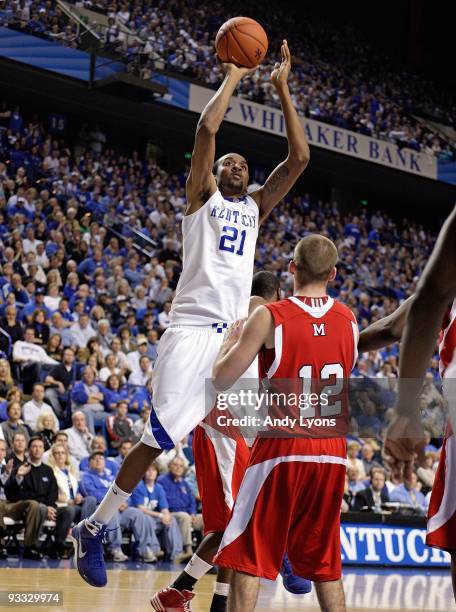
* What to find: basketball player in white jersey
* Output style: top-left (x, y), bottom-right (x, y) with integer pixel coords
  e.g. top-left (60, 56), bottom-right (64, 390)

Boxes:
top-left (385, 206), bottom-right (456, 599)
top-left (71, 40), bottom-right (310, 602)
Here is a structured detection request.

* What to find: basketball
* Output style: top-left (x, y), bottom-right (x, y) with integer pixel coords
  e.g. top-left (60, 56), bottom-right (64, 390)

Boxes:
top-left (215, 17), bottom-right (268, 68)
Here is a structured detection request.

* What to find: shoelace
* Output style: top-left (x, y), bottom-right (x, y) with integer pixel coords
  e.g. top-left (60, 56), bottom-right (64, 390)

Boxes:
top-left (84, 526), bottom-right (118, 569)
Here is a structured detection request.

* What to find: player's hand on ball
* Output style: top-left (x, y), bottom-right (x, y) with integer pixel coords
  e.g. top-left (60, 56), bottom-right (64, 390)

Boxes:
top-left (220, 62), bottom-right (258, 79)
top-left (271, 39), bottom-right (291, 89)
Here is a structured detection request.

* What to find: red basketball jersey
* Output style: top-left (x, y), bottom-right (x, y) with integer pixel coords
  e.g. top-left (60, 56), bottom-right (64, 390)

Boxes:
top-left (439, 298), bottom-right (456, 377)
top-left (258, 295), bottom-right (359, 440)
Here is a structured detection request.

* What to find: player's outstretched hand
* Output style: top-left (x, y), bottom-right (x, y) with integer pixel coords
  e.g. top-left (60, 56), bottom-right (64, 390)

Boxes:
top-left (271, 39), bottom-right (291, 90)
top-left (383, 414), bottom-right (426, 483)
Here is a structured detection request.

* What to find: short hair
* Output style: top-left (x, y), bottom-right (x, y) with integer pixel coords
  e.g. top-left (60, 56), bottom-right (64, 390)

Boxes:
top-left (28, 435), bottom-right (44, 448)
top-left (33, 382), bottom-right (45, 391)
top-left (293, 235), bottom-right (338, 285)
top-left (251, 272), bottom-right (280, 300)
top-left (53, 431), bottom-right (68, 442)
top-left (12, 432), bottom-right (26, 442)
top-left (89, 451), bottom-right (105, 461)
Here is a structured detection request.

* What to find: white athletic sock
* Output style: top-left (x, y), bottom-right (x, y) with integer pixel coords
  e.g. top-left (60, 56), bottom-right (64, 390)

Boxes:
top-left (184, 554), bottom-right (213, 580)
top-left (89, 483), bottom-right (130, 525)
top-left (214, 582), bottom-right (230, 597)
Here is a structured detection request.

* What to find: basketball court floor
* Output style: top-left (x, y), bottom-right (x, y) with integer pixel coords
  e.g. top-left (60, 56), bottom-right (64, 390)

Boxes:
top-left (0, 561), bottom-right (454, 611)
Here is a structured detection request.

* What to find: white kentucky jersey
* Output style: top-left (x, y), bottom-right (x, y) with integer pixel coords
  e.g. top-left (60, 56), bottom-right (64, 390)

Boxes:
top-left (170, 189), bottom-right (259, 326)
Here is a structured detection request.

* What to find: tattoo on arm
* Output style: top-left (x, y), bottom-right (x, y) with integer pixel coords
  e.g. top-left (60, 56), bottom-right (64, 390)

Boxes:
top-left (263, 165), bottom-right (290, 195)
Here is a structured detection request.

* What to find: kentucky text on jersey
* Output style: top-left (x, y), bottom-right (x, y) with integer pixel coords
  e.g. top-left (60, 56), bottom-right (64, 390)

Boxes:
top-left (210, 204), bottom-right (257, 228)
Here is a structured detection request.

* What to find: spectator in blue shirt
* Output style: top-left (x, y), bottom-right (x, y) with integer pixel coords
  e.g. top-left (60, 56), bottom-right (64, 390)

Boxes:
top-left (157, 457), bottom-right (201, 559)
top-left (77, 247), bottom-right (107, 282)
top-left (22, 288), bottom-right (51, 322)
top-left (389, 473), bottom-right (426, 515)
top-left (79, 435), bottom-right (119, 477)
top-left (130, 463), bottom-right (184, 560)
top-left (80, 452), bottom-right (159, 562)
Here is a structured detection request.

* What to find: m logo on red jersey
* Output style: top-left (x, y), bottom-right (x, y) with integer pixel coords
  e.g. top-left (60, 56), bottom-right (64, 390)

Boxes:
top-left (313, 323), bottom-right (326, 336)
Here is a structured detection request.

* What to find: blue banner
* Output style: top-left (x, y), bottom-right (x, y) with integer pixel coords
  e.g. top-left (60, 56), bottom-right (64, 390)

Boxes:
top-left (341, 523), bottom-right (451, 568)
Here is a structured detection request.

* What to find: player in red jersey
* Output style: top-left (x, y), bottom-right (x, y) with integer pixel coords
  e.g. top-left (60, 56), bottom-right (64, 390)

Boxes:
top-left (385, 206), bottom-right (456, 600)
top-left (212, 234), bottom-right (358, 612)
top-left (151, 272), bottom-right (281, 612)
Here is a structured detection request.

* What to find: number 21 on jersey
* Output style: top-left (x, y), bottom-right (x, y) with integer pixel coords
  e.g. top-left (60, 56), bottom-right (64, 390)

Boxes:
top-left (219, 226), bottom-right (246, 256)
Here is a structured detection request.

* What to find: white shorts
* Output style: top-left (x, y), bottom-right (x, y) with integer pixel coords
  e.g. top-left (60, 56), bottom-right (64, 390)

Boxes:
top-left (141, 325), bottom-right (224, 449)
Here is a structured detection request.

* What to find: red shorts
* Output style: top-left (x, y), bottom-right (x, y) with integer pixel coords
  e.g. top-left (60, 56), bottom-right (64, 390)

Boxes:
top-left (214, 437), bottom-right (346, 581)
top-left (426, 426), bottom-right (456, 550)
top-left (193, 424), bottom-right (250, 535)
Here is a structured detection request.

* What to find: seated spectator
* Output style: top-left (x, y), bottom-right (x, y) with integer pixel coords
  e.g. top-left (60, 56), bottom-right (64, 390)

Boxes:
top-left (128, 355), bottom-right (152, 387)
top-left (110, 336), bottom-right (129, 372)
top-left (155, 443), bottom-right (190, 474)
top-left (1, 401), bottom-right (31, 448)
top-left (106, 401), bottom-right (137, 448)
top-left (346, 441), bottom-right (366, 479)
top-left (70, 313), bottom-right (95, 350)
top-left (99, 353), bottom-right (124, 383)
top-left (113, 439), bottom-right (133, 467)
top-left (80, 337), bottom-right (105, 370)
top-left (22, 383), bottom-right (59, 432)
top-left (0, 359), bottom-right (14, 402)
top-left (44, 346), bottom-right (77, 420)
top-left (34, 413), bottom-right (57, 451)
top-left (4, 436), bottom-right (74, 558)
top-left (46, 333), bottom-right (63, 362)
top-left (43, 431), bottom-right (79, 475)
top-left (63, 411), bottom-right (93, 463)
top-left (157, 457), bottom-right (201, 562)
top-left (353, 469), bottom-right (390, 511)
top-left (417, 452), bottom-right (437, 492)
top-left (13, 327), bottom-right (58, 393)
top-left (80, 452), bottom-right (159, 562)
top-left (390, 473), bottom-right (426, 514)
top-left (0, 386), bottom-right (23, 423)
top-left (126, 336), bottom-right (149, 374)
top-left (158, 301), bottom-right (172, 330)
top-left (357, 402), bottom-right (382, 437)
top-left (130, 463), bottom-right (184, 561)
top-left (103, 374), bottom-right (129, 412)
top-left (347, 467), bottom-right (365, 496)
top-left (79, 436), bottom-right (119, 477)
top-left (119, 325), bottom-right (136, 355)
top-left (70, 366), bottom-right (107, 434)
top-left (0, 438), bottom-right (46, 560)
top-left (360, 441), bottom-right (382, 475)
top-left (2, 305), bottom-right (23, 345)
top-left (49, 312), bottom-right (73, 348)
top-left (133, 406), bottom-right (150, 439)
top-left (31, 308), bottom-right (50, 345)
top-left (47, 443), bottom-right (96, 530)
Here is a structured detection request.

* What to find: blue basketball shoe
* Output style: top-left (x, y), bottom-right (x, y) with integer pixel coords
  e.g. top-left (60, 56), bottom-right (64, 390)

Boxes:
top-left (70, 519), bottom-right (108, 588)
top-left (280, 553), bottom-right (312, 595)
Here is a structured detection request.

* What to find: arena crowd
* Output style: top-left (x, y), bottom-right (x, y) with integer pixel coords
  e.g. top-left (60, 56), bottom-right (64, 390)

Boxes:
top-left (0, 0), bottom-right (454, 160)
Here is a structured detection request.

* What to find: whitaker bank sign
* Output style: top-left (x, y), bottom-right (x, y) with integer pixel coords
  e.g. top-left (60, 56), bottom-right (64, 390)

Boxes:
top-left (189, 84), bottom-right (437, 179)
top-left (159, 78), bottom-right (438, 180)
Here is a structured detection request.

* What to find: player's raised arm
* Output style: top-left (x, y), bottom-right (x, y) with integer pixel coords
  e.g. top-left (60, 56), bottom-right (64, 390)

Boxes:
top-left (399, 206), bottom-right (456, 383)
top-left (250, 40), bottom-right (310, 224)
top-left (213, 306), bottom-right (273, 391)
top-left (186, 64), bottom-right (256, 214)
top-left (358, 295), bottom-right (414, 352)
